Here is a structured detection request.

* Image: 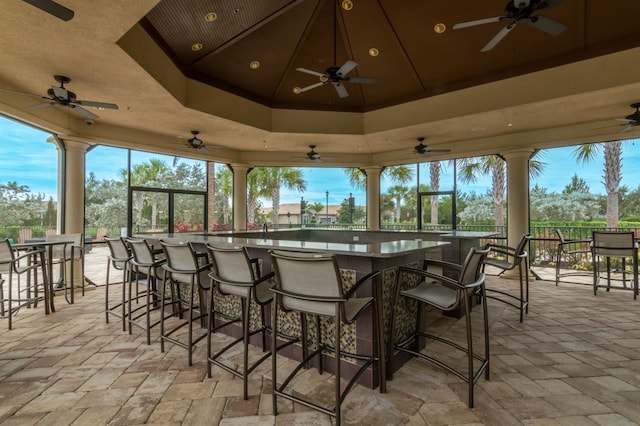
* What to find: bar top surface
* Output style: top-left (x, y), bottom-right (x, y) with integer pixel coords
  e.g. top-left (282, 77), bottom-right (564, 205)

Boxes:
top-left (137, 233), bottom-right (448, 258)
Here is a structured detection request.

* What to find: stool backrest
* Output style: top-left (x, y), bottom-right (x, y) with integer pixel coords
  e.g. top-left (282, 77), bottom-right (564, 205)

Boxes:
top-left (160, 240), bottom-right (201, 284)
top-left (207, 245), bottom-right (255, 283)
top-left (105, 236), bottom-right (130, 270)
top-left (592, 231), bottom-right (636, 257)
top-left (270, 250), bottom-right (342, 317)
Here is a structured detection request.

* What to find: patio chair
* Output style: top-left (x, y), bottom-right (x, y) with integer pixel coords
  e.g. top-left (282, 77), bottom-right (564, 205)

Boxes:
top-left (126, 238), bottom-right (170, 345)
top-left (206, 244), bottom-right (294, 400)
top-left (0, 238), bottom-right (46, 329)
top-left (105, 236), bottom-right (131, 331)
top-left (482, 234), bottom-right (530, 322)
top-left (555, 229), bottom-right (592, 286)
top-left (388, 246), bottom-right (490, 408)
top-left (592, 231), bottom-right (639, 299)
top-left (160, 240), bottom-right (211, 366)
top-left (46, 233), bottom-right (85, 304)
top-left (18, 228), bottom-right (32, 244)
top-left (269, 249), bottom-right (386, 425)
top-left (95, 227), bottom-right (107, 242)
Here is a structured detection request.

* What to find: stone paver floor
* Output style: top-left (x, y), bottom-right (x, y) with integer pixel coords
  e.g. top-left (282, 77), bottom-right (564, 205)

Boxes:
top-left (1, 246), bottom-right (639, 425)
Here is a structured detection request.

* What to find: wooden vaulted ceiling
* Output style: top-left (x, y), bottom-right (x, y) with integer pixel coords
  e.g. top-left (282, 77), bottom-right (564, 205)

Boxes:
top-left (140, 0), bottom-right (640, 112)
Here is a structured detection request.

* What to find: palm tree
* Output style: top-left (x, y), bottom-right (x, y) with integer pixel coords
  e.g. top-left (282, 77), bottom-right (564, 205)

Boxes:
top-left (387, 185), bottom-right (411, 223)
top-left (344, 165), bottom-right (414, 190)
top-left (458, 153), bottom-right (545, 227)
top-left (572, 141), bottom-right (622, 228)
top-left (253, 167), bottom-right (306, 225)
top-left (247, 168), bottom-right (272, 225)
top-left (215, 167), bottom-right (233, 226)
top-left (129, 159), bottom-right (170, 230)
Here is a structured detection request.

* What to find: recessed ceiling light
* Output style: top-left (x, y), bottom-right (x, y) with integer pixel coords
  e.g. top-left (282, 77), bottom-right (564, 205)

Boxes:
top-left (293, 87), bottom-right (301, 95)
top-left (368, 48), bottom-right (379, 57)
top-left (205, 12), bottom-right (217, 22)
top-left (191, 43), bottom-right (203, 51)
top-left (434, 23), bottom-right (446, 34)
top-left (250, 61), bottom-right (260, 69)
top-left (342, 0), bottom-right (353, 11)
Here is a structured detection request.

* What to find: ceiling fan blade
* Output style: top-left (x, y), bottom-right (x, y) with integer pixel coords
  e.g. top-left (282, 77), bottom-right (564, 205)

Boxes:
top-left (344, 77), bottom-right (379, 84)
top-left (298, 82), bottom-right (325, 93)
top-left (621, 124), bottom-right (636, 133)
top-left (22, 0), bottom-right (74, 21)
top-left (334, 83), bottom-right (349, 98)
top-left (28, 102), bottom-right (55, 110)
top-left (481, 24), bottom-right (515, 52)
top-left (71, 105), bottom-right (98, 120)
top-left (453, 16), bottom-right (503, 30)
top-left (528, 15), bottom-right (567, 36)
top-left (337, 60), bottom-right (358, 77)
top-left (75, 100), bottom-right (119, 110)
top-left (296, 67), bottom-right (325, 77)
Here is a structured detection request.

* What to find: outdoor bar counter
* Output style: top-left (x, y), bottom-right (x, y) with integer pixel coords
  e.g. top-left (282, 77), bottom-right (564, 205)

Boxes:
top-left (140, 231), bottom-right (451, 388)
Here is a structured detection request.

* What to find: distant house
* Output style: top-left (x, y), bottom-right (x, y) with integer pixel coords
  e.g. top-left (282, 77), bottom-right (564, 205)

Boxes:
top-left (261, 202), bottom-right (340, 226)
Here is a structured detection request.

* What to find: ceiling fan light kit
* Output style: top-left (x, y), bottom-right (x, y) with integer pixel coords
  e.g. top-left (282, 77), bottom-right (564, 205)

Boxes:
top-left (187, 130), bottom-right (204, 149)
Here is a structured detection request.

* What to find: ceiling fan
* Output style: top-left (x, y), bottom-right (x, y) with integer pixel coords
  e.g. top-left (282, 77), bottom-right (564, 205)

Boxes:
top-left (23, 75), bottom-right (119, 120)
top-left (296, 60), bottom-right (378, 99)
top-left (453, 0), bottom-right (568, 52)
top-left (295, 0), bottom-right (378, 98)
top-left (617, 102), bottom-right (640, 133)
top-left (22, 0), bottom-right (74, 21)
top-left (414, 137), bottom-right (451, 155)
top-left (185, 130), bottom-right (225, 150)
top-left (293, 145), bottom-right (334, 162)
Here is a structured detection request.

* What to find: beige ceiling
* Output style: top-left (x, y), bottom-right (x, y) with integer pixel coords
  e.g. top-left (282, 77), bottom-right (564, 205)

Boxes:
top-left (1, 0), bottom-right (639, 169)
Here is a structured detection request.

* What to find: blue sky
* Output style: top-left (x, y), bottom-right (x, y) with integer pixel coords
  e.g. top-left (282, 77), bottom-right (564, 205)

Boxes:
top-left (1, 115), bottom-right (639, 204)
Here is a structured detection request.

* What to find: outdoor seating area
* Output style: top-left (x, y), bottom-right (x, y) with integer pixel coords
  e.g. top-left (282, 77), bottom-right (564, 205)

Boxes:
top-left (0, 243), bottom-right (639, 424)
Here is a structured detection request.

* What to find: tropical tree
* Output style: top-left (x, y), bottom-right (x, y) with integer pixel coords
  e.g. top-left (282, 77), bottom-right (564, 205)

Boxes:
top-left (247, 168), bottom-right (271, 225)
top-left (572, 141), bottom-right (622, 228)
top-left (253, 167), bottom-right (306, 225)
top-left (307, 202), bottom-right (324, 223)
top-left (458, 153), bottom-right (545, 227)
top-left (387, 185), bottom-right (411, 223)
top-left (215, 166), bottom-right (233, 226)
top-left (563, 174), bottom-right (590, 194)
top-left (129, 158), bottom-right (171, 229)
top-left (344, 165), bottom-right (414, 190)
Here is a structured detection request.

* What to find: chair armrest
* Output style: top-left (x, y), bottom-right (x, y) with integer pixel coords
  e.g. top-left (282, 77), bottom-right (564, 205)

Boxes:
top-left (271, 287), bottom-right (346, 303)
top-left (422, 258), bottom-right (462, 272)
top-left (397, 265), bottom-right (485, 291)
top-left (344, 270), bottom-right (380, 299)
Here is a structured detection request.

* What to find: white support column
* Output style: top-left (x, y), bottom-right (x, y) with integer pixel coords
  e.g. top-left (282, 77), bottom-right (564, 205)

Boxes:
top-left (231, 163), bottom-right (249, 231)
top-left (503, 150), bottom-right (533, 248)
top-left (363, 166), bottom-right (382, 231)
top-left (63, 140), bottom-right (90, 234)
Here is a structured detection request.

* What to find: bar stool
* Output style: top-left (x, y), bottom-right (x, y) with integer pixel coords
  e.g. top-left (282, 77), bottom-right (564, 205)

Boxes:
top-left (483, 234), bottom-right (530, 322)
top-left (104, 236), bottom-right (131, 331)
top-left (160, 240), bottom-right (211, 366)
top-left (592, 231), bottom-right (639, 299)
top-left (269, 249), bottom-right (386, 425)
top-left (0, 239), bottom-right (46, 329)
top-left (206, 244), bottom-right (291, 400)
top-left (388, 246), bottom-right (490, 408)
top-left (555, 228), bottom-right (592, 286)
top-left (126, 238), bottom-right (169, 345)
